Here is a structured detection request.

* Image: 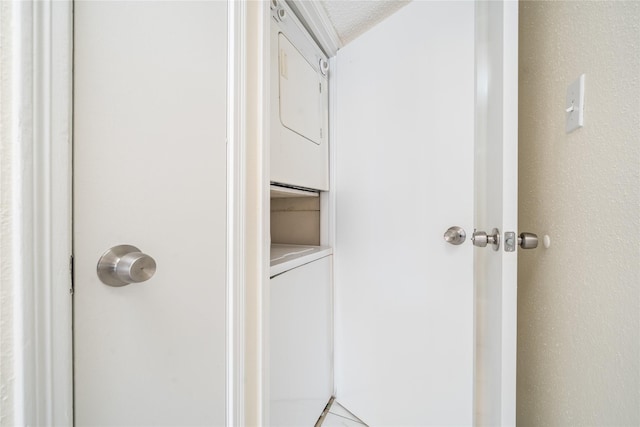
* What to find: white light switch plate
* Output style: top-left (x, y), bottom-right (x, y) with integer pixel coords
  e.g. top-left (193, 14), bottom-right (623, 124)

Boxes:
top-left (566, 74), bottom-right (585, 133)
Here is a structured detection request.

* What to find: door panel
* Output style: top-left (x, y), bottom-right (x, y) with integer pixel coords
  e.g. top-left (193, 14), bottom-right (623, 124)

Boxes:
top-left (73, 2), bottom-right (227, 425)
top-left (334, 2), bottom-right (475, 425)
top-left (279, 33), bottom-right (323, 145)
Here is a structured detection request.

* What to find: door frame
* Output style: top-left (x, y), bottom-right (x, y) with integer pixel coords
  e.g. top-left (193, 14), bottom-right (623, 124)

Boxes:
top-left (0, 1), bottom-right (73, 424)
top-left (2, 0), bottom-right (253, 424)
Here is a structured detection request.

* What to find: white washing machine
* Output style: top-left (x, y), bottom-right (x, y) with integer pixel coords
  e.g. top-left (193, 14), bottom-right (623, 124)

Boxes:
top-left (270, 1), bottom-right (329, 191)
top-left (270, 248), bottom-right (333, 426)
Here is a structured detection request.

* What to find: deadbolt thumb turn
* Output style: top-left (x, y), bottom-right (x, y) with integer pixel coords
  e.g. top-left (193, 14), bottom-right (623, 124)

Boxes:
top-left (97, 245), bottom-right (157, 287)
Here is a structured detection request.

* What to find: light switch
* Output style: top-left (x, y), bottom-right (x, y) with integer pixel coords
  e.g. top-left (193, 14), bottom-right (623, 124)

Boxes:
top-left (566, 74), bottom-right (585, 133)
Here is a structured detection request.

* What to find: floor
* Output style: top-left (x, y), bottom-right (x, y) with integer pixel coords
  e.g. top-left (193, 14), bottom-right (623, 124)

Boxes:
top-left (321, 402), bottom-right (367, 426)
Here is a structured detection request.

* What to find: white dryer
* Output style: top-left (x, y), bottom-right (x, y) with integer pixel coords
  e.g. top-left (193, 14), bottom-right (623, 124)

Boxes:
top-left (270, 1), bottom-right (329, 191)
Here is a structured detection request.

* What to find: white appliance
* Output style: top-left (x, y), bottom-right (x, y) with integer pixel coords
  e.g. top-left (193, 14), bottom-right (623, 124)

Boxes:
top-left (269, 248), bottom-right (333, 426)
top-left (270, 1), bottom-right (329, 191)
top-left (268, 4), bottom-right (332, 422)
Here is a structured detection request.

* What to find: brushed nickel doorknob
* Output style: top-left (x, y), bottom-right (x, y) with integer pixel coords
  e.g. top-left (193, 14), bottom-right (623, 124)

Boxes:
top-left (472, 228), bottom-right (500, 251)
top-left (504, 231), bottom-right (540, 251)
top-left (443, 226), bottom-right (466, 245)
top-left (97, 245), bottom-right (156, 287)
top-left (518, 232), bottom-right (539, 249)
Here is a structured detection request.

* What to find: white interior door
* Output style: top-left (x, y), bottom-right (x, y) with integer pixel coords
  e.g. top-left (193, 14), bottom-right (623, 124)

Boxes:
top-left (333, 1), bottom-right (517, 425)
top-left (73, 2), bottom-right (228, 425)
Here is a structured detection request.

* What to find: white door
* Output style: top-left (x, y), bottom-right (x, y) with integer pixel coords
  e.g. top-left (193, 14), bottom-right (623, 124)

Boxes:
top-left (332, 2), bottom-right (518, 425)
top-left (73, 2), bottom-right (228, 425)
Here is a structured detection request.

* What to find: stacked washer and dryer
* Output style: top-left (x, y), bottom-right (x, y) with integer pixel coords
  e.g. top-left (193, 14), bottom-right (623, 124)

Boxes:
top-left (268, 1), bottom-right (333, 425)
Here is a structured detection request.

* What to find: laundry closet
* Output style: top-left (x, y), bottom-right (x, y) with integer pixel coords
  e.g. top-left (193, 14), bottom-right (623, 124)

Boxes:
top-left (265, 1), bottom-right (518, 426)
top-left (71, 0), bottom-right (518, 425)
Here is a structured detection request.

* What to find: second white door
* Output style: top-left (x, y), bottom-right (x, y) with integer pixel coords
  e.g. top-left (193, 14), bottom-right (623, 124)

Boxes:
top-left (73, 2), bottom-right (228, 425)
top-left (332, 2), bottom-right (507, 425)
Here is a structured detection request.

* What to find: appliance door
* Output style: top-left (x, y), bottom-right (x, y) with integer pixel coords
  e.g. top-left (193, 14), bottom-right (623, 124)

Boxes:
top-left (271, 15), bottom-right (329, 191)
top-left (270, 256), bottom-right (333, 425)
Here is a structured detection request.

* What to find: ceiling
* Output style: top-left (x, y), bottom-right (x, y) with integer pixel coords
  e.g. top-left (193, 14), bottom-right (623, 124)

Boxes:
top-left (318, 0), bottom-right (411, 45)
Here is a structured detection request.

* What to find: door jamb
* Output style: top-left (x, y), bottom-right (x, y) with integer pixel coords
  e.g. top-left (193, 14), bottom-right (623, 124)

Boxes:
top-left (240, 2), bottom-right (271, 424)
top-left (0, 1), bottom-right (73, 425)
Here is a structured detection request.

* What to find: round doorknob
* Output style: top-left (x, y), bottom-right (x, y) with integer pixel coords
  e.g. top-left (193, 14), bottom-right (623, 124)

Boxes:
top-left (444, 226), bottom-right (466, 245)
top-left (97, 245), bottom-right (156, 287)
top-left (471, 228), bottom-right (500, 251)
top-left (518, 232), bottom-right (539, 249)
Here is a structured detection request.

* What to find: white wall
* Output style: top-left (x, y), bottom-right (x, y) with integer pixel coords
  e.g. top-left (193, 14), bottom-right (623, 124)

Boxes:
top-left (517, 1), bottom-right (640, 425)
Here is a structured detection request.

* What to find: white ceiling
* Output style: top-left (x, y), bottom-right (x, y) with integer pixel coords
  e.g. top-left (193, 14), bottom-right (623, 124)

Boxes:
top-left (318, 0), bottom-right (411, 45)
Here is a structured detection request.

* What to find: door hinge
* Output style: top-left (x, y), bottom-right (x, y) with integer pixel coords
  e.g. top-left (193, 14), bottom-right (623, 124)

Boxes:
top-left (69, 254), bottom-right (75, 294)
top-left (319, 82), bottom-right (322, 93)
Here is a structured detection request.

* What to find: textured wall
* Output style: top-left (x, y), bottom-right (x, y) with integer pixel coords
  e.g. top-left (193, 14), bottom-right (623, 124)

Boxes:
top-left (0, 1), bottom-right (17, 424)
top-left (518, 2), bottom-right (640, 425)
top-left (319, 0), bottom-right (409, 45)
